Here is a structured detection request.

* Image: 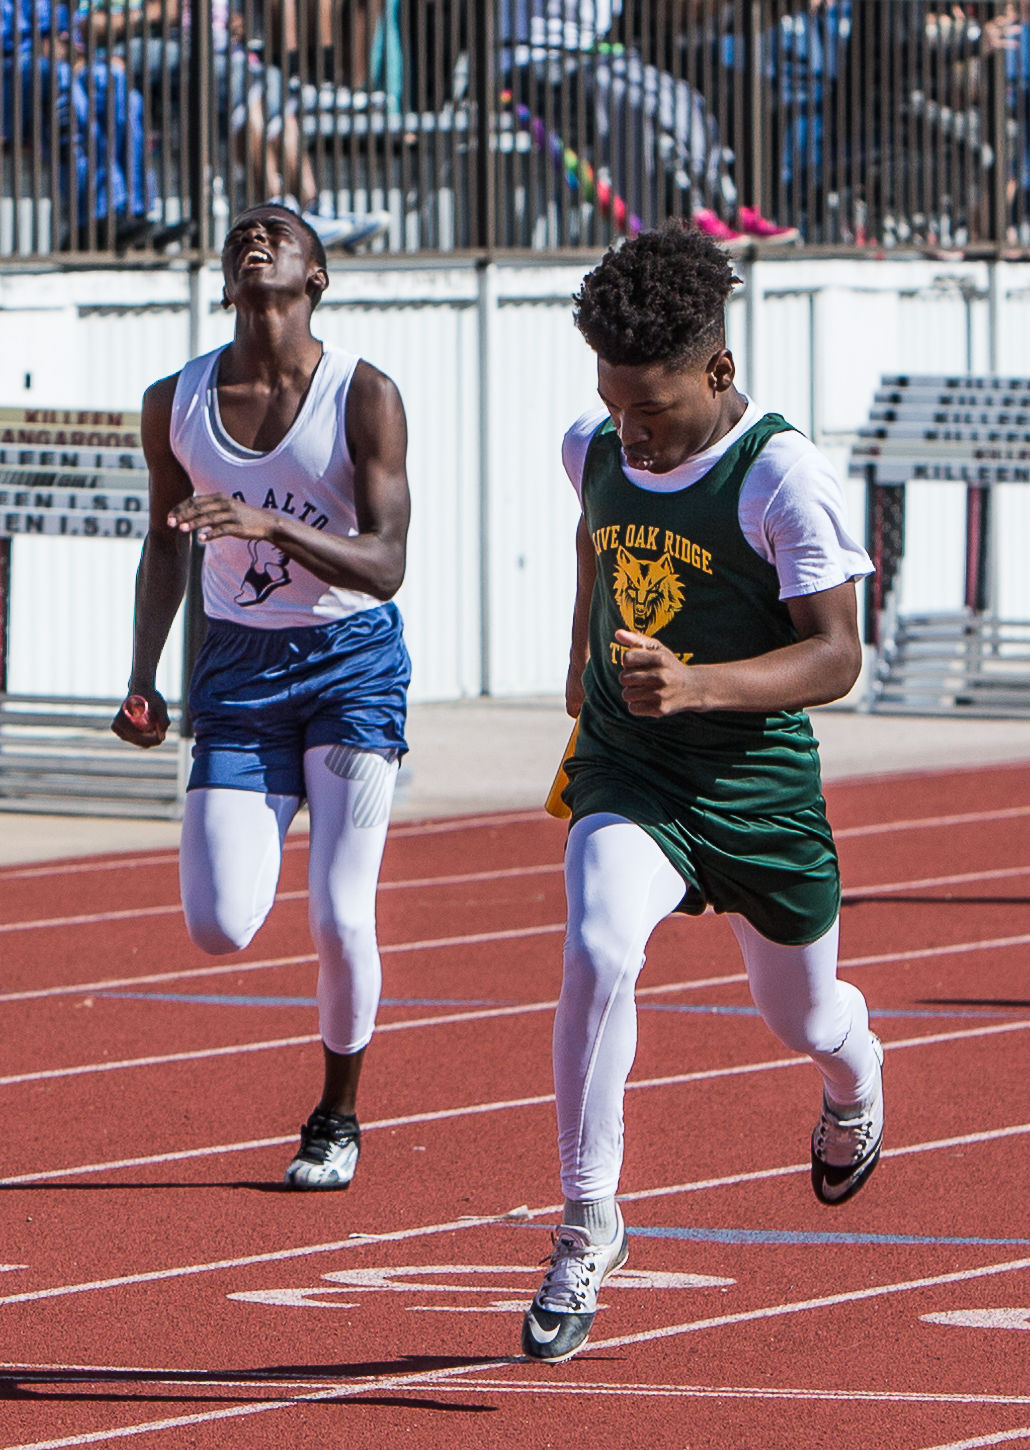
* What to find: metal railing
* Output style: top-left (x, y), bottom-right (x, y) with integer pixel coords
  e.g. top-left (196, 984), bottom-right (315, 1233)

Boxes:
top-left (2, 0), bottom-right (1029, 262)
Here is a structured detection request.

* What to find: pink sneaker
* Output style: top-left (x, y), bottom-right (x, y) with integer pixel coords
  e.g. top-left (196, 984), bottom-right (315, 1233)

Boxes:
top-left (737, 205), bottom-right (800, 244)
top-left (692, 208), bottom-right (749, 251)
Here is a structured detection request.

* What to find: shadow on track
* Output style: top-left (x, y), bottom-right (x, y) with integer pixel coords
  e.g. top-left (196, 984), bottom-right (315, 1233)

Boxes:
top-left (0, 1356), bottom-right (510, 1413)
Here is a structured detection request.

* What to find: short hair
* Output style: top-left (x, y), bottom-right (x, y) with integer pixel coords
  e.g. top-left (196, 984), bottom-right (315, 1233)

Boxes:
top-left (226, 202), bottom-right (329, 307)
top-left (573, 221), bottom-right (740, 368)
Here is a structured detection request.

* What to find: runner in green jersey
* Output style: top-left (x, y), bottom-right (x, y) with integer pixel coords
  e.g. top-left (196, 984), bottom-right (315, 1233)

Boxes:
top-left (522, 221), bottom-right (884, 1364)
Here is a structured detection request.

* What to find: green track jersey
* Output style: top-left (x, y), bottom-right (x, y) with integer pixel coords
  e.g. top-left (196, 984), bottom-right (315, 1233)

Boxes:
top-left (565, 411), bottom-right (841, 944)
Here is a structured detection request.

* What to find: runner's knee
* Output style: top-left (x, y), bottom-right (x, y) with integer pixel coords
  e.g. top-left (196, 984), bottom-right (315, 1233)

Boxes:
top-left (182, 899), bottom-right (264, 955)
top-left (308, 902), bottom-right (378, 964)
top-left (563, 920), bottom-right (639, 1006)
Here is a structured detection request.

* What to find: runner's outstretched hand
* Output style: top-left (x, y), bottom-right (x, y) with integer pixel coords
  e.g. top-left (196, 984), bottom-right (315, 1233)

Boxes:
top-left (168, 492), bottom-right (268, 543)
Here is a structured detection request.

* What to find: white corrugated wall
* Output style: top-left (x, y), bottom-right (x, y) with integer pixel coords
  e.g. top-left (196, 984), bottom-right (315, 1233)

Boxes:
top-left (4, 254), bottom-right (1030, 702)
top-left (484, 289), bottom-right (597, 696)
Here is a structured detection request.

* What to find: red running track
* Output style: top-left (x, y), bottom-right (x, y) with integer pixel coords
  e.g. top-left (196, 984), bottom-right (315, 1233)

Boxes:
top-left (3, 763), bottom-right (1030, 1449)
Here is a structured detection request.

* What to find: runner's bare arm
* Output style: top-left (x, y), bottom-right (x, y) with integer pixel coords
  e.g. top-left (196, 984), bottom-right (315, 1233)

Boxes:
top-left (165, 361), bottom-right (411, 600)
top-left (617, 579), bottom-right (863, 717)
top-left (111, 374), bottom-right (194, 746)
top-left (567, 514), bottom-right (595, 718)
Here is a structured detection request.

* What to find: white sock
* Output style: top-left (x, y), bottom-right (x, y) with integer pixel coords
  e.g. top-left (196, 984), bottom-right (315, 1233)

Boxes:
top-left (563, 1196), bottom-right (619, 1243)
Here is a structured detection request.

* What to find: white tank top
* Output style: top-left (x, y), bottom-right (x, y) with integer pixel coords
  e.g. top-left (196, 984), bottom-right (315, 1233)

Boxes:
top-left (170, 342), bottom-right (381, 627)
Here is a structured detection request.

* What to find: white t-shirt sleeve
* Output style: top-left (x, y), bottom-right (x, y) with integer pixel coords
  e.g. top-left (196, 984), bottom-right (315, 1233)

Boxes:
top-left (562, 408), bottom-right (609, 500)
top-left (561, 401), bottom-right (872, 601)
top-left (739, 433), bottom-right (874, 600)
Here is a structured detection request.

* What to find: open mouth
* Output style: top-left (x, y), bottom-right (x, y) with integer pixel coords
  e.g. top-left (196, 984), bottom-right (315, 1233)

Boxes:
top-left (240, 245), bottom-right (273, 268)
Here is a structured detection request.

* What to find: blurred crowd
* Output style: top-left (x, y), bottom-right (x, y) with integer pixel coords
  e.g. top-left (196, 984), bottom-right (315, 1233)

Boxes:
top-left (3, 0), bottom-right (1030, 255)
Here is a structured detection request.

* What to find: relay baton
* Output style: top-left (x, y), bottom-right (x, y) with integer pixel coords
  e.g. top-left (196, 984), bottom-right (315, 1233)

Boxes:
top-left (544, 719), bottom-right (579, 819)
top-left (122, 694), bottom-right (151, 727)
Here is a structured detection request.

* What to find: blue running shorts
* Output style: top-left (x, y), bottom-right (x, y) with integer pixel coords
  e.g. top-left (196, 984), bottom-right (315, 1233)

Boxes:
top-left (186, 603), bottom-right (410, 797)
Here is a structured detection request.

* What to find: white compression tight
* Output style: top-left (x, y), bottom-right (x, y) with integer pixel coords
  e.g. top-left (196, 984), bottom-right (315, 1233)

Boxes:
top-left (556, 812), bottom-right (879, 1203)
top-left (179, 744), bottom-right (398, 1056)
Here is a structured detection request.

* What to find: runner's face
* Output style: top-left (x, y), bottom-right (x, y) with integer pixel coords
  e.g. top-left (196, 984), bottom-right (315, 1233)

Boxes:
top-left (221, 207), bottom-right (319, 305)
top-left (597, 354), bottom-right (733, 474)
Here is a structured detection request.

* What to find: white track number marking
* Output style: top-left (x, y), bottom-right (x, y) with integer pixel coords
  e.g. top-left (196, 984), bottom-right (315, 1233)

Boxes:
top-left (228, 1262), bottom-right (734, 1311)
top-left (923, 1309), bottom-right (1030, 1331)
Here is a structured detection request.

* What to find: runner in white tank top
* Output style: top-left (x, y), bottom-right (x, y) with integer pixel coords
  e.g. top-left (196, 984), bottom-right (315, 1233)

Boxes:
top-left (169, 340), bottom-right (383, 626)
top-left (112, 202), bottom-right (412, 1192)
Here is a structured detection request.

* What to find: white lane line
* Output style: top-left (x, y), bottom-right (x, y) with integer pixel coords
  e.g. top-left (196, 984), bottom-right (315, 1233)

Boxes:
top-left (2, 798), bottom-right (1028, 890)
top-left (5, 958), bottom-right (1030, 1092)
top-left (841, 934), bottom-right (1030, 969)
top-left (845, 863), bottom-right (1030, 898)
top-left (0, 1034), bottom-right (322, 1087)
top-left (921, 1429), bottom-right (1030, 1449)
top-left (6, 1081), bottom-right (1029, 1192)
top-left (834, 803), bottom-right (1030, 839)
top-left (348, 1380), bottom-right (1030, 1407)
top-left (0, 810), bottom-right (553, 884)
top-left (3, 1255), bottom-right (1030, 1449)
top-left (3, 819), bottom-right (1030, 937)
top-left (3, 1371), bottom-right (1030, 1407)
top-left (0, 1213), bottom-right (511, 1307)
top-left (0, 864), bottom-right (564, 936)
top-left (7, 1051), bottom-right (1030, 1192)
top-left (0, 1093), bottom-right (561, 1185)
top-left (0, 855), bottom-right (181, 881)
top-left (3, 850), bottom-right (1028, 940)
top-left (0, 901), bottom-right (205, 934)
top-left (387, 811), bottom-right (547, 836)
top-left (0, 970), bottom-right (742, 1082)
top-left (6, 1360), bottom-right (1021, 1407)
top-left (8, 879), bottom-right (1030, 1006)
top-left (0, 923), bottom-right (569, 1003)
top-left (0, 1207), bottom-right (567, 1307)
top-left (615, 1122), bottom-right (1030, 1206)
top-left (586, 1255), bottom-right (1030, 1354)
top-left (0, 1353), bottom-right (525, 1450)
top-left (0, 952), bottom-right (319, 1005)
top-left (379, 863), bottom-right (560, 890)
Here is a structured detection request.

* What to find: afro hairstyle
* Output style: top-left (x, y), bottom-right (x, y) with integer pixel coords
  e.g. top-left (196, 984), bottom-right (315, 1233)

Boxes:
top-left (573, 220), bottom-right (739, 368)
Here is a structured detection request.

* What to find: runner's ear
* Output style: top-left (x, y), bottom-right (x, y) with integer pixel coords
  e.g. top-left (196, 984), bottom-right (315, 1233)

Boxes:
top-left (307, 268), bottom-right (329, 308)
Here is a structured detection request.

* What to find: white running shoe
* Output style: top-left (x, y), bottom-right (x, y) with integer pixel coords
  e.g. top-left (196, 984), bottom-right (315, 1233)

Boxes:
top-left (283, 1108), bottom-right (361, 1190)
top-left (304, 208), bottom-right (390, 250)
top-left (811, 1034), bottom-right (885, 1205)
top-left (521, 1205), bottom-right (629, 1362)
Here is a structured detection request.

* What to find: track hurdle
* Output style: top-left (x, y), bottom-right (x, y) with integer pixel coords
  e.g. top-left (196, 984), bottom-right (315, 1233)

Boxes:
top-left (0, 407), bottom-right (202, 815)
top-left (850, 374), bottom-right (1030, 716)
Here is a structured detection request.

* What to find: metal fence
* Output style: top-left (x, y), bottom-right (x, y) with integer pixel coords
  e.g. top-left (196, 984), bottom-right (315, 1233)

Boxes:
top-left (3, 0), bottom-right (1030, 262)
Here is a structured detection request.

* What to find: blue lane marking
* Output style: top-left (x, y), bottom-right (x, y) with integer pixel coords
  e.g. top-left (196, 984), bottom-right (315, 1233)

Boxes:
top-left (639, 1004), bottom-right (1030, 1021)
top-left (625, 1226), bottom-right (1030, 1247)
top-left (96, 992), bottom-right (500, 1008)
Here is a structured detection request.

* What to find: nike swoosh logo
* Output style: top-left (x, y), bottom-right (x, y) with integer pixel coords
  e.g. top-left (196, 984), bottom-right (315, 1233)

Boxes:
top-left (817, 1175), bottom-right (855, 1202)
top-left (525, 1315), bottom-right (561, 1345)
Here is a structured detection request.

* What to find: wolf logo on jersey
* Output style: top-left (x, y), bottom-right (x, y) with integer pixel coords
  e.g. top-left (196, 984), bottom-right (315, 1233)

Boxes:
top-left (234, 539), bottom-right (292, 606)
top-left (612, 547), bottom-right (685, 636)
